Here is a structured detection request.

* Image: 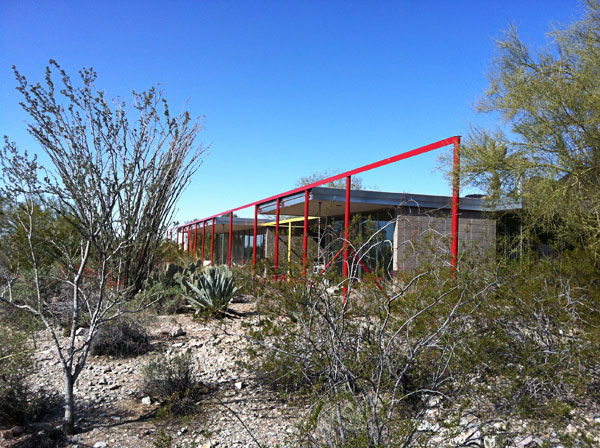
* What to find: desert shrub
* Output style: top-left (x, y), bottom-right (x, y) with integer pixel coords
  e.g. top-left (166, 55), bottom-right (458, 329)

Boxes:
top-left (0, 326), bottom-right (63, 427)
top-left (458, 248), bottom-right (600, 420)
top-left (141, 351), bottom-right (206, 417)
top-left (245, 251), bottom-right (493, 446)
top-left (90, 317), bottom-right (151, 357)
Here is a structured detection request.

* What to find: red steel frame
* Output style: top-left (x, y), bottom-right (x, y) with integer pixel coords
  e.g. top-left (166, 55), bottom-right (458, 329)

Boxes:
top-left (194, 223), bottom-right (198, 254)
top-left (201, 221), bottom-right (206, 262)
top-left (168, 136), bottom-right (461, 289)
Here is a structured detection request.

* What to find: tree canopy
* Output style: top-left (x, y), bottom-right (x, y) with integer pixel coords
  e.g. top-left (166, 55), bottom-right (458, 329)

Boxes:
top-left (295, 170), bottom-right (366, 190)
top-left (462, 0), bottom-right (600, 259)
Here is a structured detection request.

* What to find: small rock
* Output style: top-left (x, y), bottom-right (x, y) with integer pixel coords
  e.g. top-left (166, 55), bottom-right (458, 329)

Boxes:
top-left (515, 435), bottom-right (533, 448)
top-left (108, 383), bottom-right (120, 390)
top-left (93, 442), bottom-right (108, 448)
top-left (142, 396), bottom-right (152, 405)
top-left (11, 426), bottom-right (25, 437)
top-left (170, 327), bottom-right (186, 338)
top-left (234, 381), bottom-right (244, 390)
top-left (173, 342), bottom-right (184, 348)
top-left (566, 423), bottom-right (578, 435)
top-left (75, 327), bottom-right (86, 336)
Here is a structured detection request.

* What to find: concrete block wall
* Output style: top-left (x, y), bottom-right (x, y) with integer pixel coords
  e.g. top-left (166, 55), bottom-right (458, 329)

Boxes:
top-left (393, 208), bottom-right (495, 271)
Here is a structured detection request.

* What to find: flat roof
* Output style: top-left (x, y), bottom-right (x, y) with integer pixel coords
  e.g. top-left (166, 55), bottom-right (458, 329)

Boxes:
top-left (257, 187), bottom-right (520, 217)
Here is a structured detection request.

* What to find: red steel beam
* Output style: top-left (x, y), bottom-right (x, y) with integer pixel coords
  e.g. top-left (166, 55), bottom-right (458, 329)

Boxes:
top-left (302, 189), bottom-right (309, 277)
top-left (253, 205), bottom-right (258, 267)
top-left (228, 213), bottom-right (233, 267)
top-left (210, 218), bottom-right (215, 265)
top-left (168, 137), bottom-right (458, 232)
top-left (343, 176), bottom-right (351, 302)
top-left (274, 198), bottom-right (280, 280)
top-left (194, 223), bottom-right (198, 255)
top-left (451, 137), bottom-right (461, 271)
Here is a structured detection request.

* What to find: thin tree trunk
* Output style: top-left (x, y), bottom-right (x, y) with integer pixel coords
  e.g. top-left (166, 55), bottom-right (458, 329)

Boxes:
top-left (63, 370), bottom-right (75, 434)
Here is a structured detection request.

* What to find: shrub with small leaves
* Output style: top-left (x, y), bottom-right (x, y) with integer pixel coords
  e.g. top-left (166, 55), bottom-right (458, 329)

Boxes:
top-left (141, 351), bottom-right (206, 417)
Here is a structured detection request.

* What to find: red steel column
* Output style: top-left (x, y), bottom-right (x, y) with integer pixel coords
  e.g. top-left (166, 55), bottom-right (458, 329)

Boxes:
top-left (274, 198), bottom-right (280, 280)
top-left (181, 227), bottom-right (184, 251)
top-left (201, 221), bottom-right (206, 263)
top-left (211, 218), bottom-right (215, 265)
top-left (303, 189), bottom-right (309, 277)
top-left (228, 213), bottom-right (233, 267)
top-left (253, 205), bottom-right (258, 267)
top-left (451, 136), bottom-right (461, 271)
top-left (343, 176), bottom-right (351, 301)
top-left (187, 226), bottom-right (191, 254)
top-left (194, 223), bottom-right (198, 255)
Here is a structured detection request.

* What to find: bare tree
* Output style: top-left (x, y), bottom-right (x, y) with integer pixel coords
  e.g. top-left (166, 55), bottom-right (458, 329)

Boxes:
top-left (0, 60), bottom-right (204, 433)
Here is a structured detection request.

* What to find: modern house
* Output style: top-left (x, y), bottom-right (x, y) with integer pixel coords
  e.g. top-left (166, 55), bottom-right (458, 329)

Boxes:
top-left (168, 137), bottom-right (520, 282)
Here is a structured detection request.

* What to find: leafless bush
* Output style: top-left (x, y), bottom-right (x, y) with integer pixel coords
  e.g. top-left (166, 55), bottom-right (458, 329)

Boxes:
top-left (243, 225), bottom-right (499, 447)
top-left (89, 317), bottom-right (151, 357)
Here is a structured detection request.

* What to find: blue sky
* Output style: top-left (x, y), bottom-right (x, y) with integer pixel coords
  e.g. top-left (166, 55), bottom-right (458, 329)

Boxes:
top-left (0, 0), bottom-right (584, 224)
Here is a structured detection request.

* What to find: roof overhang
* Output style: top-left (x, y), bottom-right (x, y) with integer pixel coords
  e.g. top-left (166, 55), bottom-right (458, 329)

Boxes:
top-left (257, 187), bottom-right (518, 217)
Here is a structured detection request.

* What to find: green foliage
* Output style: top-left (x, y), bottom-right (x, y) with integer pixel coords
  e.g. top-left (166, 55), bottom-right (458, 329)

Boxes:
top-left (153, 429), bottom-right (174, 448)
top-left (90, 317), bottom-right (152, 357)
top-left (460, 0), bottom-right (600, 260)
top-left (141, 351), bottom-right (207, 417)
top-left (458, 249), bottom-right (600, 422)
top-left (295, 170), bottom-right (366, 190)
top-left (0, 326), bottom-right (63, 427)
top-left (176, 265), bottom-right (239, 316)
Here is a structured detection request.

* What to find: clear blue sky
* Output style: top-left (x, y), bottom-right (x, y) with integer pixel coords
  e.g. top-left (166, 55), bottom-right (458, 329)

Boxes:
top-left (0, 0), bottom-right (584, 224)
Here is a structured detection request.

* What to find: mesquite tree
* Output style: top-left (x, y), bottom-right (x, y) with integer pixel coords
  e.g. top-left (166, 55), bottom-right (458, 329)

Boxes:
top-left (460, 0), bottom-right (600, 260)
top-left (0, 60), bottom-right (204, 433)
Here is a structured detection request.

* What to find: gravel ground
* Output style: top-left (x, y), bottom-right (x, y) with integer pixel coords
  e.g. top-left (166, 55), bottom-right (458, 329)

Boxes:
top-left (2, 302), bottom-right (301, 448)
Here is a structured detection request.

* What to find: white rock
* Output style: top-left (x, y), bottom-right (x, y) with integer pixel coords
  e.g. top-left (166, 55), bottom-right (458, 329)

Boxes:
top-left (234, 381), bottom-right (244, 390)
top-left (142, 396), bottom-right (152, 405)
top-left (93, 443), bottom-right (108, 448)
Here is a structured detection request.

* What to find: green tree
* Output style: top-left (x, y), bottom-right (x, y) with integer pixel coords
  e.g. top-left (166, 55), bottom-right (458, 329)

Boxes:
top-left (461, 0), bottom-right (600, 259)
top-left (295, 170), bottom-right (366, 190)
top-left (0, 60), bottom-right (204, 433)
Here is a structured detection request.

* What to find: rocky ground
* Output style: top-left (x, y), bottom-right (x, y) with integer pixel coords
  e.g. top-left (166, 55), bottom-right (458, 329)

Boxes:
top-left (2, 302), bottom-right (300, 448)
top-left (2, 299), bottom-right (600, 447)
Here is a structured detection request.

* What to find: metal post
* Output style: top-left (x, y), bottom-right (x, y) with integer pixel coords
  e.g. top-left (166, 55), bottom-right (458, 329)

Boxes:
top-left (253, 205), bottom-right (258, 267)
top-left (343, 176), bottom-right (351, 302)
top-left (186, 226), bottom-right (190, 254)
top-left (274, 198), bottom-right (280, 280)
top-left (181, 227), bottom-right (184, 251)
top-left (201, 221), bottom-right (206, 263)
top-left (194, 223), bottom-right (198, 255)
top-left (303, 189), bottom-right (309, 277)
top-left (451, 136), bottom-right (460, 271)
top-left (287, 220), bottom-right (292, 278)
top-left (228, 213), bottom-right (233, 267)
top-left (211, 218), bottom-right (215, 265)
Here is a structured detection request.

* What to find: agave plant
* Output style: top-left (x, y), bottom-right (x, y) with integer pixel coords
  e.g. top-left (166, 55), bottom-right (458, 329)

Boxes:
top-left (177, 265), bottom-right (239, 315)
